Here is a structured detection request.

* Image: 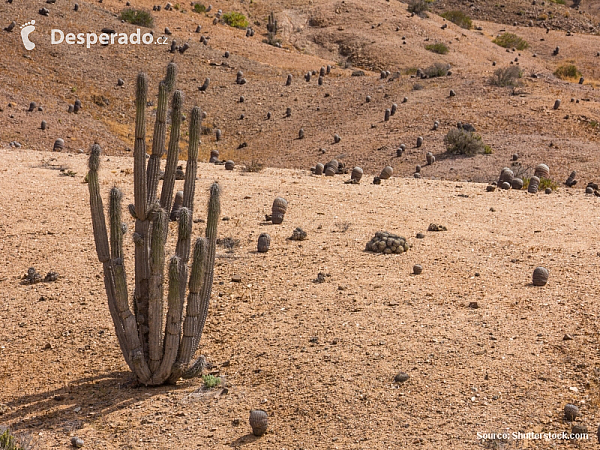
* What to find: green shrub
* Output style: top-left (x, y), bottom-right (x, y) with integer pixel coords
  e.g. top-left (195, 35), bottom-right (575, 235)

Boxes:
top-left (424, 62), bottom-right (450, 78)
top-left (0, 427), bottom-right (29, 450)
top-left (492, 33), bottom-right (528, 50)
top-left (490, 66), bottom-right (522, 86)
top-left (243, 160), bottom-right (265, 172)
top-left (444, 128), bottom-right (485, 155)
top-left (193, 3), bottom-right (206, 13)
top-left (408, 0), bottom-right (429, 17)
top-left (554, 64), bottom-right (581, 79)
top-left (202, 374), bottom-right (222, 388)
top-left (441, 10), bottom-right (473, 29)
top-left (484, 145), bottom-right (494, 154)
top-left (425, 42), bottom-right (449, 54)
top-left (119, 9), bottom-right (154, 27)
top-left (523, 177), bottom-right (558, 190)
top-left (222, 12), bottom-right (249, 29)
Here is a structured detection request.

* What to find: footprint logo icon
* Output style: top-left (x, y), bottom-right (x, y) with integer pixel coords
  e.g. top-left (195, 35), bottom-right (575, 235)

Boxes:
top-left (20, 20), bottom-right (36, 51)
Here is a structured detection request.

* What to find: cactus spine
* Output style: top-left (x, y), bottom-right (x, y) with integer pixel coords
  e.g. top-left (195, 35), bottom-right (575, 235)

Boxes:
top-left (87, 64), bottom-right (220, 386)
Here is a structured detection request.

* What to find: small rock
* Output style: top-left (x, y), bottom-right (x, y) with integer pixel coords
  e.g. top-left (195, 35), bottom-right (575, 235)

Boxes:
top-left (564, 403), bottom-right (580, 421)
top-left (416, 232), bottom-right (425, 239)
top-left (563, 334), bottom-right (573, 341)
top-left (468, 302), bottom-right (479, 309)
top-left (427, 223), bottom-right (447, 232)
top-left (231, 275), bottom-right (242, 283)
top-left (413, 264), bottom-right (423, 275)
top-left (71, 437), bottom-right (84, 448)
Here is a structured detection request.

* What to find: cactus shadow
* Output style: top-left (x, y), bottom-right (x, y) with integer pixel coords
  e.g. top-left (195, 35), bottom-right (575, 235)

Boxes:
top-left (2, 371), bottom-right (187, 434)
top-left (229, 433), bottom-right (261, 447)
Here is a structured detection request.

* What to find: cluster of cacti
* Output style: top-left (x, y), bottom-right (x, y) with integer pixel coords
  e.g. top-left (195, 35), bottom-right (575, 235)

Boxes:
top-left (428, 223), bottom-right (447, 231)
top-left (288, 227), bottom-right (307, 241)
top-left (532, 267), bottom-right (549, 286)
top-left (236, 71), bottom-right (247, 85)
top-left (396, 144), bottom-right (406, 157)
top-left (246, 28), bottom-right (255, 37)
top-left (257, 233), bottom-right (271, 252)
top-left (496, 167), bottom-right (524, 190)
top-left (266, 197), bottom-right (287, 224)
top-left (87, 62), bottom-right (221, 386)
top-left (585, 182), bottom-right (600, 196)
top-left (426, 152), bottom-right (435, 165)
top-left (20, 267), bottom-right (58, 284)
top-left (365, 231), bottom-right (409, 254)
top-left (565, 171), bottom-right (577, 187)
top-left (267, 12), bottom-right (278, 34)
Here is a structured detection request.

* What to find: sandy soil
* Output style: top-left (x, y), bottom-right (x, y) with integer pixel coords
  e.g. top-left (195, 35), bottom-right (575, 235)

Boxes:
top-left (1, 147), bottom-right (600, 449)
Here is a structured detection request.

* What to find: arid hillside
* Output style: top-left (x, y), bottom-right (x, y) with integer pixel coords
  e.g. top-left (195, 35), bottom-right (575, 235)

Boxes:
top-left (0, 0), bottom-right (599, 183)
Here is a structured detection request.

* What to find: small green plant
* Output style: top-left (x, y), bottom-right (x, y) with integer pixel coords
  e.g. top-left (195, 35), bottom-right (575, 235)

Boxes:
top-left (119, 8), bottom-right (154, 27)
top-left (173, 3), bottom-right (180, 10)
top-left (484, 145), bottom-right (493, 154)
top-left (403, 67), bottom-right (419, 75)
top-left (0, 427), bottom-right (30, 450)
top-left (490, 66), bottom-right (522, 87)
top-left (425, 42), bottom-right (449, 54)
top-left (554, 64), bottom-right (581, 80)
top-left (408, 0), bottom-right (429, 17)
top-left (222, 12), bottom-right (249, 29)
top-left (59, 169), bottom-right (77, 177)
top-left (424, 62), bottom-right (450, 78)
top-left (590, 120), bottom-right (598, 128)
top-left (193, 3), bottom-right (206, 13)
top-left (441, 10), bottom-right (472, 29)
top-left (445, 128), bottom-right (485, 155)
top-left (549, 0), bottom-right (566, 4)
top-left (493, 32), bottom-right (528, 50)
top-left (202, 374), bottom-right (221, 388)
top-left (523, 177), bottom-right (557, 190)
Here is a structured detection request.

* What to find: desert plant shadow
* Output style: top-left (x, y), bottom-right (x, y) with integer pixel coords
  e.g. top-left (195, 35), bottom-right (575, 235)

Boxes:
top-left (229, 433), bottom-right (262, 447)
top-left (2, 371), bottom-right (189, 433)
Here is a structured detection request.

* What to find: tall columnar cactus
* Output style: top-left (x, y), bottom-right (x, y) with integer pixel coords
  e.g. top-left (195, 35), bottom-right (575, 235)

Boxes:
top-left (87, 63), bottom-right (220, 386)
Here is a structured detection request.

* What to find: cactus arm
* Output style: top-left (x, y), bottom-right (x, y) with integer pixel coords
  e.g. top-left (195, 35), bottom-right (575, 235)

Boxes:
top-left (147, 206), bottom-right (167, 373)
top-left (170, 236), bottom-right (208, 382)
top-left (87, 144), bottom-right (110, 263)
top-left (159, 90), bottom-right (184, 214)
top-left (109, 187), bottom-right (124, 260)
top-left (134, 73), bottom-right (148, 221)
top-left (182, 107), bottom-right (202, 212)
top-left (87, 144), bottom-right (134, 371)
top-left (146, 82), bottom-right (169, 207)
top-left (152, 256), bottom-right (185, 384)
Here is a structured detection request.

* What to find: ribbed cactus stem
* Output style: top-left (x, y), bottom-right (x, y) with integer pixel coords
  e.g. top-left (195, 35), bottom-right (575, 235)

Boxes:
top-left (192, 183), bottom-right (220, 354)
top-left (171, 237), bottom-right (208, 381)
top-left (151, 256), bottom-right (184, 384)
top-left (148, 207), bottom-right (167, 373)
top-left (134, 73), bottom-right (148, 221)
top-left (182, 107), bottom-right (202, 212)
top-left (147, 81), bottom-right (170, 206)
top-left (109, 187), bottom-right (124, 260)
top-left (164, 61), bottom-right (177, 92)
top-left (175, 207), bottom-right (192, 263)
top-left (87, 144), bottom-right (110, 263)
top-left (160, 90), bottom-right (184, 214)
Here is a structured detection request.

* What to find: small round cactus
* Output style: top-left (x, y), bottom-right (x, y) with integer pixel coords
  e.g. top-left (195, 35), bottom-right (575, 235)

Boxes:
top-left (70, 437), bottom-right (84, 448)
top-left (564, 403), bottom-right (579, 421)
top-left (271, 197), bottom-right (288, 224)
top-left (390, 103), bottom-right (397, 116)
top-left (433, 120), bottom-right (439, 130)
top-left (350, 167), bottom-right (363, 183)
top-left (499, 168), bottom-right (514, 184)
top-left (225, 160), bottom-right (235, 170)
top-left (565, 171), bottom-right (577, 187)
top-left (224, 50), bottom-right (230, 57)
top-left (266, 111), bottom-right (272, 120)
top-left (73, 99), bottom-right (82, 113)
top-left (426, 152), bottom-right (435, 165)
top-left (415, 165), bottom-right (421, 173)
top-left (318, 76), bottom-right (323, 86)
top-left (257, 233), bottom-right (271, 253)
top-left (333, 134), bottom-right (341, 144)
top-left (314, 163), bottom-right (324, 175)
top-left (249, 410), bottom-right (268, 436)
top-left (285, 107), bottom-right (292, 118)
top-left (416, 136), bottom-right (423, 148)
top-left (511, 178), bottom-right (524, 190)
top-left (532, 267), bottom-right (549, 286)
top-left (215, 129), bottom-right (222, 141)
top-left (379, 166), bottom-right (393, 180)
top-left (325, 160), bottom-right (339, 174)
top-left (209, 149), bottom-right (219, 163)
top-left (553, 99), bottom-right (561, 110)
top-left (320, 66), bottom-right (326, 77)
top-left (170, 191), bottom-right (184, 221)
top-left (305, 72), bottom-right (311, 82)
top-left (373, 176), bottom-right (381, 184)
top-left (28, 101), bottom-right (37, 112)
top-left (413, 264), bottom-right (423, 275)
top-left (500, 181), bottom-right (511, 190)
top-left (366, 95), bottom-right (371, 103)
top-left (384, 109), bottom-right (391, 121)
top-left (41, 120), bottom-right (47, 130)
top-left (528, 176), bottom-right (540, 193)
top-left (534, 163), bottom-right (549, 179)
top-left (298, 128), bottom-right (305, 139)
top-left (449, 89), bottom-right (456, 97)
top-left (286, 74), bottom-right (292, 86)
top-left (53, 138), bottom-right (64, 152)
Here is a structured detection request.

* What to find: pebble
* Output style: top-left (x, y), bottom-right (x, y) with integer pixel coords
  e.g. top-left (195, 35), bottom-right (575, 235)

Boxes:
top-left (394, 372), bottom-right (410, 383)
